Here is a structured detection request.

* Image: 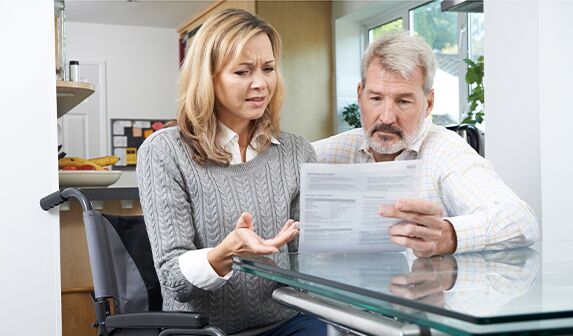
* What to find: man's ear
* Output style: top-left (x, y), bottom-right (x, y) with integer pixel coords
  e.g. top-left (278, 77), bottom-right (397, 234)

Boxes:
top-left (425, 89), bottom-right (434, 117)
top-left (357, 81), bottom-right (363, 99)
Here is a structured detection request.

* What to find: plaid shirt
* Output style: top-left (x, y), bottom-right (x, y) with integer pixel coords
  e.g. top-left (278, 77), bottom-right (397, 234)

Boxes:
top-left (312, 119), bottom-right (539, 253)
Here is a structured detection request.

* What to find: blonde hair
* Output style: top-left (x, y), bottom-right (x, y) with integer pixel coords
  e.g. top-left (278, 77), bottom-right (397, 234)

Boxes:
top-left (361, 31), bottom-right (437, 94)
top-left (177, 8), bottom-right (284, 165)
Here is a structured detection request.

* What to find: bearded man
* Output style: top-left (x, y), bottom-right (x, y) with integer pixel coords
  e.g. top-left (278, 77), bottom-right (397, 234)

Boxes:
top-left (313, 32), bottom-right (538, 257)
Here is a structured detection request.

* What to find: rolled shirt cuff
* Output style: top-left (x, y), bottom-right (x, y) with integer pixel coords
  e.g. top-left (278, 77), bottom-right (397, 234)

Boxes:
top-left (445, 213), bottom-right (486, 254)
top-left (178, 247), bottom-right (233, 291)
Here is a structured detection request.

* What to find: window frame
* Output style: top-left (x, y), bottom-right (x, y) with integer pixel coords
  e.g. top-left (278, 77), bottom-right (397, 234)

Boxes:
top-left (361, 0), bottom-right (473, 125)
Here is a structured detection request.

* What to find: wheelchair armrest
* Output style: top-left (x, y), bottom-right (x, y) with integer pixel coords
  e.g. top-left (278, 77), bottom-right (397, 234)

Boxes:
top-left (106, 311), bottom-right (208, 329)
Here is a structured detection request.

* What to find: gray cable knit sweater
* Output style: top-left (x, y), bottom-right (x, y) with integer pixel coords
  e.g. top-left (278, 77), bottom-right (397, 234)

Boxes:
top-left (136, 126), bottom-right (316, 335)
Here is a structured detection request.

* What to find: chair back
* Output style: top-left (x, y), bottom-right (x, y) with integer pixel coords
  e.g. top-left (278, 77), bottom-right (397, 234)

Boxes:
top-left (83, 211), bottom-right (162, 314)
top-left (445, 123), bottom-right (484, 156)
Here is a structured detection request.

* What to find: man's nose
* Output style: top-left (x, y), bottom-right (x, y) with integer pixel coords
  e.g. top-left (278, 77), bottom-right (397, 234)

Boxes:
top-left (378, 101), bottom-right (397, 124)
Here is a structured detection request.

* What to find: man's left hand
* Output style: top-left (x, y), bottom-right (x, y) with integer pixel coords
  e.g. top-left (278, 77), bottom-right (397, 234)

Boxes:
top-left (380, 199), bottom-right (457, 257)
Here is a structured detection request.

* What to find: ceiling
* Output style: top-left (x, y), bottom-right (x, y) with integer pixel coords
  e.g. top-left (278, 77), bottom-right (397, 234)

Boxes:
top-left (64, 0), bottom-right (214, 29)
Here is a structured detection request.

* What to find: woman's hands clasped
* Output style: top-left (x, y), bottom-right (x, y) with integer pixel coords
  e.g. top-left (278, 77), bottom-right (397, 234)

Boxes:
top-left (208, 212), bottom-right (299, 276)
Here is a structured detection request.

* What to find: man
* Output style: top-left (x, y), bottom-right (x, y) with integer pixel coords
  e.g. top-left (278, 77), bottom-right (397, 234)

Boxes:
top-left (313, 32), bottom-right (538, 257)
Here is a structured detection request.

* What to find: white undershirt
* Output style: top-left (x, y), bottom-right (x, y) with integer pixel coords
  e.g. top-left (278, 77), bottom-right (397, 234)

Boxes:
top-left (178, 122), bottom-right (280, 291)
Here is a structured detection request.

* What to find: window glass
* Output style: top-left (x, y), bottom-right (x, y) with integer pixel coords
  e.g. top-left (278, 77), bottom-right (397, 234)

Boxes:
top-left (410, 1), bottom-right (459, 126)
top-left (467, 12), bottom-right (485, 128)
top-left (469, 13), bottom-right (484, 61)
top-left (368, 18), bottom-right (403, 44)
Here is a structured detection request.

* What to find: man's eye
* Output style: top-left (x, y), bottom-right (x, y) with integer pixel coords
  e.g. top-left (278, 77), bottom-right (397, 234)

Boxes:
top-left (399, 100), bottom-right (412, 105)
top-left (370, 96), bottom-right (382, 102)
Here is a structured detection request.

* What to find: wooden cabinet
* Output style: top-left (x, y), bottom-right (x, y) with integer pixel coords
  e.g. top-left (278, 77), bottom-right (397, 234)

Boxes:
top-left (177, 0), bottom-right (333, 141)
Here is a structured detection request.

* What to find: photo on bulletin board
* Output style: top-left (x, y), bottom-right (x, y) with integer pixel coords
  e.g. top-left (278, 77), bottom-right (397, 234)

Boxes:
top-left (110, 118), bottom-right (175, 170)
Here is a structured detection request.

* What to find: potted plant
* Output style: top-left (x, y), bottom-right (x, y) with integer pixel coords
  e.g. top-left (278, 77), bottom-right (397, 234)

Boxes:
top-left (342, 102), bottom-right (361, 128)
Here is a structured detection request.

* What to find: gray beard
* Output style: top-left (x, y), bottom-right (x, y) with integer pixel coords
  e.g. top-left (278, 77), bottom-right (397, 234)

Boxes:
top-left (364, 117), bottom-right (425, 155)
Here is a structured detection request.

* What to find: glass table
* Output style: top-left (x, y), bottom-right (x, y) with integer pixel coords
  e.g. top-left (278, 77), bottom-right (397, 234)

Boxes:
top-left (233, 242), bottom-right (573, 335)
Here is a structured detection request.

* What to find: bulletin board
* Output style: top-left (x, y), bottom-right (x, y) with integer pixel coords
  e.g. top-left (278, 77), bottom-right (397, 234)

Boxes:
top-left (110, 118), bottom-right (174, 170)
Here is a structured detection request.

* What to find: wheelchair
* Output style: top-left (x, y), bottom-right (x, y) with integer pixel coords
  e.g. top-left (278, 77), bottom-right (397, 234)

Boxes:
top-left (41, 188), bottom-right (226, 336)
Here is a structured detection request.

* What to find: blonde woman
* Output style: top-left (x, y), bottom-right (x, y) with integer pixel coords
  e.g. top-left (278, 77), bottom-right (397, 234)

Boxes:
top-left (137, 8), bottom-right (324, 336)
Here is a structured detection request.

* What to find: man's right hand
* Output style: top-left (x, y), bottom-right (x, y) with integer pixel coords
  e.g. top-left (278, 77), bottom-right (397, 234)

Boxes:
top-left (389, 256), bottom-right (457, 306)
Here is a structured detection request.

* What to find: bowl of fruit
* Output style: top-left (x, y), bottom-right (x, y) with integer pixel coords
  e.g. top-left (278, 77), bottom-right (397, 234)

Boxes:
top-left (59, 155), bottom-right (122, 187)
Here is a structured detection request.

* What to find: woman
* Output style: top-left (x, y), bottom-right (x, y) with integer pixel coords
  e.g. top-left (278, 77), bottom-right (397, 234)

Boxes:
top-left (136, 8), bottom-right (324, 336)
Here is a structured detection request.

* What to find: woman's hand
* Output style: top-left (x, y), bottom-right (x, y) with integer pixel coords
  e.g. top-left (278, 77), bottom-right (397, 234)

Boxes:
top-left (208, 212), bottom-right (299, 276)
top-left (232, 212), bottom-right (299, 254)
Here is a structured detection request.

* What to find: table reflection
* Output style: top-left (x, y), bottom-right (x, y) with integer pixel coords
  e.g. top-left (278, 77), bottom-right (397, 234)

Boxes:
top-left (239, 247), bottom-right (540, 318)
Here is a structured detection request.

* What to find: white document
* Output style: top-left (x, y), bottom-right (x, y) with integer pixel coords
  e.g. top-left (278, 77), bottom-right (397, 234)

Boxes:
top-left (113, 135), bottom-right (128, 147)
top-left (299, 160), bottom-right (420, 253)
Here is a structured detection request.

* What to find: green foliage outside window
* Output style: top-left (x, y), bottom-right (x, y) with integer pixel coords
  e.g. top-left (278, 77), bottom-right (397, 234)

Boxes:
top-left (462, 56), bottom-right (484, 125)
top-left (370, 18), bottom-right (403, 42)
top-left (411, 1), bottom-right (457, 54)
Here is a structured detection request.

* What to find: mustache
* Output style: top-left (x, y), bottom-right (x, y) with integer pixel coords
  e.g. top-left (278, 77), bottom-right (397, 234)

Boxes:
top-left (369, 122), bottom-right (404, 138)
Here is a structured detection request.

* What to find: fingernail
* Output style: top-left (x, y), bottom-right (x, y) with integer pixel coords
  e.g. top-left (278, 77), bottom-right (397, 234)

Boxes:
top-left (293, 222), bottom-right (300, 229)
top-left (379, 206), bottom-right (389, 215)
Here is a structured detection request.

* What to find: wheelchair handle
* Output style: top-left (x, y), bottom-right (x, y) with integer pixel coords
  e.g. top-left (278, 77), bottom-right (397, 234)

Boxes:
top-left (40, 187), bottom-right (93, 211)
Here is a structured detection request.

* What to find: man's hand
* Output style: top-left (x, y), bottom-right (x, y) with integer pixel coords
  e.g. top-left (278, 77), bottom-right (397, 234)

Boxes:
top-left (380, 199), bottom-right (457, 257)
top-left (389, 256), bottom-right (458, 307)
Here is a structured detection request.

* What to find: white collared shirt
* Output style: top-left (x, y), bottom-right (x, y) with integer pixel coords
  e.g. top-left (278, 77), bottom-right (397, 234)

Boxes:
top-left (178, 122), bottom-right (280, 291)
top-left (218, 121), bottom-right (281, 165)
top-left (312, 118), bottom-right (538, 254)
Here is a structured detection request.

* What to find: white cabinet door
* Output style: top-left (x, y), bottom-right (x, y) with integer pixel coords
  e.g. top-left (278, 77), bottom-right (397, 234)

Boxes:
top-left (59, 61), bottom-right (107, 159)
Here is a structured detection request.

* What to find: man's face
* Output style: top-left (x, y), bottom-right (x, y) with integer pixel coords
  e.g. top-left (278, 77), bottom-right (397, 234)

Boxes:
top-left (358, 62), bottom-right (434, 156)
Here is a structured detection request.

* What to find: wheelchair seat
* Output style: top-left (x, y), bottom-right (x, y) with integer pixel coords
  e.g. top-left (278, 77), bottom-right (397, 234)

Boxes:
top-left (40, 188), bottom-right (225, 336)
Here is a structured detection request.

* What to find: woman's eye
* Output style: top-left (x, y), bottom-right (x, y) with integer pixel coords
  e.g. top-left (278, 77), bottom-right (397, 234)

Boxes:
top-left (263, 67), bottom-right (275, 73)
top-left (234, 70), bottom-right (249, 76)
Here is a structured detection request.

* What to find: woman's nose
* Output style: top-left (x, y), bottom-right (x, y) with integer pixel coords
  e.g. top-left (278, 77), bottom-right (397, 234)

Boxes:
top-left (251, 70), bottom-right (267, 90)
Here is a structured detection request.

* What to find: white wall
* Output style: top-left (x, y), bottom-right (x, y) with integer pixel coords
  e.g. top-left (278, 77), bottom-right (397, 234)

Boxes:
top-left (486, 0), bottom-right (573, 240)
top-left (334, 17), bottom-right (363, 132)
top-left (538, 1), bottom-right (573, 240)
top-left (66, 22), bottom-right (179, 120)
top-left (484, 1), bottom-right (542, 224)
top-left (66, 22), bottom-right (179, 186)
top-left (0, 2), bottom-right (61, 335)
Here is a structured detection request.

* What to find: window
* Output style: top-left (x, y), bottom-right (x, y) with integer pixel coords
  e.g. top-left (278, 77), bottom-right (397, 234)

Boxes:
top-left (364, 1), bottom-right (485, 127)
top-left (411, 1), bottom-right (459, 125)
top-left (369, 18), bottom-right (403, 43)
top-left (469, 13), bottom-right (484, 61)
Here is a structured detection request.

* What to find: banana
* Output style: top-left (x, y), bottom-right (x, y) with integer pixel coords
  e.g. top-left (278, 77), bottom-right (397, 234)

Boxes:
top-left (87, 155), bottom-right (120, 167)
top-left (58, 157), bottom-right (105, 170)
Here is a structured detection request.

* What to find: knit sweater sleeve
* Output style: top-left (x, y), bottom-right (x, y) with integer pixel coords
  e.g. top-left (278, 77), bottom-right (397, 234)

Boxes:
top-left (288, 134), bottom-right (317, 252)
top-left (136, 136), bottom-right (207, 302)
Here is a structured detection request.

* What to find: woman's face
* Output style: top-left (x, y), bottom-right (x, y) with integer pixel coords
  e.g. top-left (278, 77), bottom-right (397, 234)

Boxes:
top-left (214, 33), bottom-right (277, 131)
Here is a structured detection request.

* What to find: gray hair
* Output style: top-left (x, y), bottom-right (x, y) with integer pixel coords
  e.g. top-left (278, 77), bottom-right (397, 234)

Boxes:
top-left (361, 31), bottom-right (437, 94)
